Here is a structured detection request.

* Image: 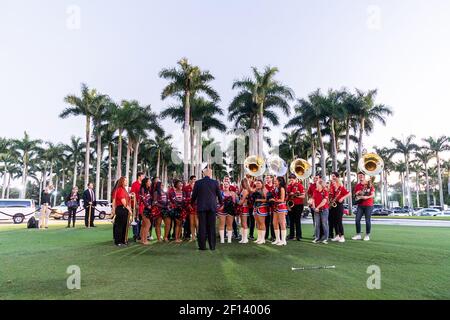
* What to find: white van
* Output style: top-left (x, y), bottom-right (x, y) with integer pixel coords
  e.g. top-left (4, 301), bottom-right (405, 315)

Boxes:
top-left (51, 199), bottom-right (112, 220)
top-left (0, 199), bottom-right (37, 224)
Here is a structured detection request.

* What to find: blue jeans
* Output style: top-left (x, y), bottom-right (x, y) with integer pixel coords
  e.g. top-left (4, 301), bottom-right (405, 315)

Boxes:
top-left (356, 206), bottom-right (373, 234)
top-left (314, 209), bottom-right (329, 241)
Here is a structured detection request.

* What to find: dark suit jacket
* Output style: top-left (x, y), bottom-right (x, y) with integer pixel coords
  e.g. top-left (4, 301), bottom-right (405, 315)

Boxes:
top-left (82, 189), bottom-right (97, 207)
top-left (65, 193), bottom-right (81, 207)
top-left (191, 176), bottom-right (223, 212)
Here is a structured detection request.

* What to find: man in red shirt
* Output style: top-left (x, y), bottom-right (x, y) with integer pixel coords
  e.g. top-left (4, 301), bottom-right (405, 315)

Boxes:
top-left (312, 179), bottom-right (330, 244)
top-left (287, 174), bottom-right (305, 241)
top-left (352, 172), bottom-right (375, 241)
top-left (130, 172), bottom-right (145, 242)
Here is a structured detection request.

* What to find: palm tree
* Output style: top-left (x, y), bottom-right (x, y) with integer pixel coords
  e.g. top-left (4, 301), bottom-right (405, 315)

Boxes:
top-left (12, 132), bottom-right (42, 198)
top-left (60, 84), bottom-right (104, 188)
top-left (393, 161), bottom-right (407, 206)
top-left (231, 66), bottom-right (293, 157)
top-left (159, 58), bottom-right (220, 180)
top-left (423, 136), bottom-right (449, 209)
top-left (390, 135), bottom-right (418, 208)
top-left (64, 136), bottom-right (85, 188)
top-left (353, 89), bottom-right (393, 160)
top-left (415, 148), bottom-right (433, 207)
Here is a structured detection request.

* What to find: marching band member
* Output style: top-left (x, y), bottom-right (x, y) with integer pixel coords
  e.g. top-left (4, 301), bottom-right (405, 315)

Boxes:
top-left (237, 178), bottom-right (251, 244)
top-left (183, 175), bottom-right (197, 241)
top-left (271, 177), bottom-right (288, 246)
top-left (264, 175), bottom-right (276, 241)
top-left (352, 172), bottom-right (375, 241)
top-left (222, 176), bottom-right (239, 240)
top-left (139, 177), bottom-right (152, 245)
top-left (150, 177), bottom-right (165, 242)
top-left (246, 174), bottom-right (256, 240)
top-left (329, 172), bottom-right (350, 243)
top-left (169, 180), bottom-right (187, 243)
top-left (217, 182), bottom-right (237, 244)
top-left (252, 179), bottom-right (269, 245)
top-left (311, 180), bottom-right (330, 244)
top-left (130, 172), bottom-right (145, 242)
top-left (287, 174), bottom-right (305, 241)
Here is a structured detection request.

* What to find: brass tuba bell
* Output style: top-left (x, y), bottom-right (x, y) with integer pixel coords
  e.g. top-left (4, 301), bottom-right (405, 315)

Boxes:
top-left (358, 153), bottom-right (384, 176)
top-left (244, 155), bottom-right (266, 177)
top-left (290, 158), bottom-right (312, 180)
top-left (266, 155), bottom-right (288, 177)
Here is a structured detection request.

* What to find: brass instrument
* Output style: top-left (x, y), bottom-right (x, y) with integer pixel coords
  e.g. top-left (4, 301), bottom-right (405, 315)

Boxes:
top-left (244, 155), bottom-right (266, 177)
top-left (266, 155), bottom-right (288, 177)
top-left (358, 153), bottom-right (384, 177)
top-left (290, 158), bottom-right (312, 180)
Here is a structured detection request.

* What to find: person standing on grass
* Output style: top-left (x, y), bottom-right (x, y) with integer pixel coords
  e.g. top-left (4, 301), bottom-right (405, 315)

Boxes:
top-left (264, 175), bottom-right (276, 242)
top-left (312, 180), bottom-right (330, 244)
top-left (168, 180), bottom-right (187, 243)
top-left (271, 177), bottom-right (289, 246)
top-left (352, 172), bottom-right (375, 241)
top-left (151, 180), bottom-right (171, 242)
top-left (39, 184), bottom-right (54, 229)
top-left (329, 172), bottom-right (351, 243)
top-left (252, 179), bottom-right (269, 245)
top-left (191, 168), bottom-right (223, 251)
top-left (111, 177), bottom-right (132, 247)
top-left (183, 175), bottom-right (197, 241)
top-left (217, 181), bottom-right (237, 244)
top-left (139, 178), bottom-right (152, 245)
top-left (82, 182), bottom-right (97, 228)
top-left (65, 186), bottom-right (80, 228)
top-left (237, 178), bottom-right (251, 244)
top-left (287, 174), bottom-right (305, 241)
top-left (130, 172), bottom-right (145, 242)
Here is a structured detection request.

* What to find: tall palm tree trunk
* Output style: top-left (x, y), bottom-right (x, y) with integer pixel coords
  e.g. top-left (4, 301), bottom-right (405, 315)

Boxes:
top-left (116, 130), bottom-right (123, 180)
top-left (436, 152), bottom-right (444, 208)
top-left (190, 126), bottom-right (195, 177)
top-left (107, 143), bottom-right (112, 203)
top-left (73, 158), bottom-right (78, 188)
top-left (358, 118), bottom-right (365, 160)
top-left (400, 173), bottom-right (405, 207)
top-left (125, 143), bottom-right (131, 184)
top-left (21, 154), bottom-right (28, 198)
top-left (345, 122), bottom-right (353, 213)
top-left (257, 105), bottom-right (264, 157)
top-left (95, 134), bottom-right (102, 197)
top-left (183, 91), bottom-right (191, 181)
top-left (311, 135), bottom-right (317, 178)
top-left (156, 149), bottom-right (161, 178)
top-left (132, 140), bottom-right (140, 183)
top-left (415, 171), bottom-right (420, 208)
top-left (330, 119), bottom-right (338, 172)
top-left (425, 164), bottom-right (431, 207)
top-left (317, 122), bottom-right (326, 179)
top-left (2, 169), bottom-right (8, 199)
top-left (62, 169), bottom-right (65, 191)
top-left (85, 115), bottom-right (91, 188)
top-left (404, 157), bottom-right (413, 208)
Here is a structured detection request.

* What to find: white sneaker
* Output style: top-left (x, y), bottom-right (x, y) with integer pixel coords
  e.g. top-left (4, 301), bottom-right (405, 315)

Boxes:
top-left (272, 240), bottom-right (280, 245)
top-left (364, 235), bottom-right (370, 241)
top-left (352, 234), bottom-right (362, 240)
top-left (321, 240), bottom-right (328, 244)
top-left (312, 239), bottom-right (318, 244)
top-left (149, 236), bottom-right (154, 241)
top-left (257, 240), bottom-right (266, 245)
top-left (276, 241), bottom-right (287, 246)
top-left (331, 236), bottom-right (341, 242)
top-left (338, 236), bottom-right (346, 243)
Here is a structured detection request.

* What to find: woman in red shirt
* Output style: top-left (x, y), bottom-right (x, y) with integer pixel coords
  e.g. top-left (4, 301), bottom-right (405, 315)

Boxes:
top-left (312, 180), bottom-right (330, 244)
top-left (330, 172), bottom-right (351, 243)
top-left (111, 177), bottom-right (132, 247)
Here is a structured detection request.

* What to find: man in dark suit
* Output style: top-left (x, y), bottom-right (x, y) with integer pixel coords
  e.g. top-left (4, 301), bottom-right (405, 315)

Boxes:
top-left (191, 168), bottom-right (223, 251)
top-left (82, 182), bottom-right (97, 227)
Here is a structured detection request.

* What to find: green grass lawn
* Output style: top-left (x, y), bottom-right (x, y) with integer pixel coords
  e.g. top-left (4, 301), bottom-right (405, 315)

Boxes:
top-left (1, 223), bottom-right (449, 300)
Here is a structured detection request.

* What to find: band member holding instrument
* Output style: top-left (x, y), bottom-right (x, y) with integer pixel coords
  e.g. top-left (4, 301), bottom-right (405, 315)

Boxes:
top-left (287, 174), bottom-right (305, 241)
top-left (253, 179), bottom-right (269, 245)
top-left (139, 178), bottom-right (152, 245)
top-left (329, 172), bottom-right (350, 243)
top-left (237, 178), bottom-right (251, 244)
top-left (169, 180), bottom-right (187, 243)
top-left (183, 175), bottom-right (197, 241)
top-left (246, 174), bottom-right (256, 240)
top-left (112, 177), bottom-right (132, 246)
top-left (131, 172), bottom-right (145, 242)
top-left (150, 177), bottom-right (164, 242)
top-left (311, 180), bottom-right (329, 244)
top-left (352, 172), bottom-right (375, 241)
top-left (217, 182), bottom-right (237, 244)
top-left (271, 177), bottom-right (288, 246)
top-left (264, 175), bottom-right (276, 242)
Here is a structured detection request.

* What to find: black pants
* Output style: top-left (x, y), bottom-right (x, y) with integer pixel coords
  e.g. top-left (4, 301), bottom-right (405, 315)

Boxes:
top-left (328, 208), bottom-right (335, 238)
top-left (68, 207), bottom-right (77, 227)
top-left (330, 203), bottom-right (345, 236)
top-left (265, 211), bottom-right (275, 240)
top-left (288, 204), bottom-right (303, 239)
top-left (183, 216), bottom-right (191, 238)
top-left (197, 210), bottom-right (216, 250)
top-left (113, 206), bottom-right (129, 245)
top-left (84, 206), bottom-right (95, 227)
top-left (310, 206), bottom-right (324, 238)
top-left (249, 213), bottom-right (255, 238)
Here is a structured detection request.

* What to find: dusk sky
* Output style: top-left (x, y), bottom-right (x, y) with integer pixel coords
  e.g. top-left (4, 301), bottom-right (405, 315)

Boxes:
top-left (1, 0), bottom-right (450, 159)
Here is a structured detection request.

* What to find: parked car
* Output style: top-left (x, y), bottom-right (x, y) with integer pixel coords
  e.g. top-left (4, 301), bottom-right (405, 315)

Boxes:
top-left (429, 206), bottom-right (444, 211)
top-left (441, 211), bottom-right (450, 216)
top-left (51, 200), bottom-right (112, 220)
top-left (372, 208), bottom-right (393, 216)
top-left (0, 199), bottom-right (37, 224)
top-left (413, 208), bottom-right (442, 217)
